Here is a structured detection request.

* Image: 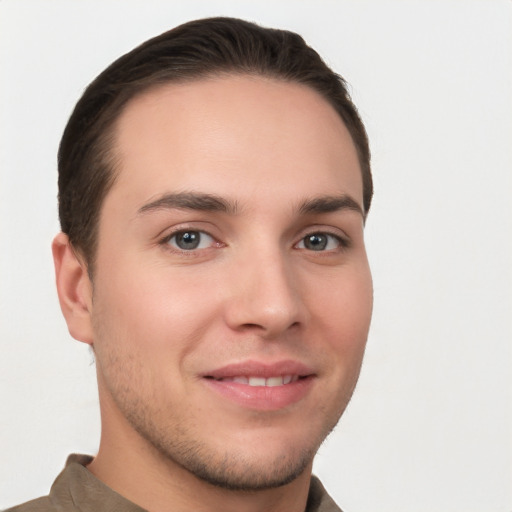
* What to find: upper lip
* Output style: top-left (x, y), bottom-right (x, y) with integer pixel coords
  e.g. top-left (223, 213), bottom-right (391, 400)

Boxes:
top-left (203, 360), bottom-right (315, 380)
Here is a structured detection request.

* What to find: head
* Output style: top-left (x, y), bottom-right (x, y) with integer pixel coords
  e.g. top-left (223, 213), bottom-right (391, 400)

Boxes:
top-left (58, 16), bottom-right (372, 276)
top-left (53, 17), bottom-right (373, 494)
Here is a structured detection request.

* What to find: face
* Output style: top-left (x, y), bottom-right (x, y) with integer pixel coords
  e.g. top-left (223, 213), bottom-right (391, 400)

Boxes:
top-left (89, 75), bottom-right (373, 490)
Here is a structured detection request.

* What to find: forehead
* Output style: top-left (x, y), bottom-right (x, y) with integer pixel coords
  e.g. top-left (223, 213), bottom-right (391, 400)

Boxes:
top-left (108, 75), bottom-right (363, 211)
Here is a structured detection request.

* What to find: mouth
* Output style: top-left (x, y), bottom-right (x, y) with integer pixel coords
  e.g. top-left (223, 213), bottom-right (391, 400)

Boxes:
top-left (205, 375), bottom-right (302, 386)
top-left (202, 361), bottom-right (315, 410)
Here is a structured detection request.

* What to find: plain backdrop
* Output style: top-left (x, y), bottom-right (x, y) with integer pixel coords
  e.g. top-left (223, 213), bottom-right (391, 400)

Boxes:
top-left (1, 1), bottom-right (511, 511)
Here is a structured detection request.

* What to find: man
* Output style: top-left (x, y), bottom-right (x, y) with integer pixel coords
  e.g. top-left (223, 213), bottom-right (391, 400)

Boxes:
top-left (8, 17), bottom-right (373, 512)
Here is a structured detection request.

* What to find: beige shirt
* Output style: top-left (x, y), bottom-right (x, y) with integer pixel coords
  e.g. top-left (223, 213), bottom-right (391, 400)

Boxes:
top-left (5, 454), bottom-right (343, 512)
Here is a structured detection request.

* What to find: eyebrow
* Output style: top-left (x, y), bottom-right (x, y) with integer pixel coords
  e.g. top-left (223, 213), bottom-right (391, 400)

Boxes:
top-left (138, 192), bottom-right (239, 215)
top-left (298, 194), bottom-right (364, 218)
top-left (137, 191), bottom-right (364, 219)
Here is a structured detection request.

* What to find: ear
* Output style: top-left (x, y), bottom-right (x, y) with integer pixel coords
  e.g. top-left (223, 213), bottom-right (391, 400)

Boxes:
top-left (52, 232), bottom-right (94, 345)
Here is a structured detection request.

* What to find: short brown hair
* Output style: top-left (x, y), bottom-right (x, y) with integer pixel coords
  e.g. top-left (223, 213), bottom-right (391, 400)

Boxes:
top-left (58, 17), bottom-right (372, 274)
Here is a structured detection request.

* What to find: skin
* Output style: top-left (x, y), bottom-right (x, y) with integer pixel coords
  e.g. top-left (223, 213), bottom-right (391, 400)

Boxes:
top-left (53, 75), bottom-right (373, 512)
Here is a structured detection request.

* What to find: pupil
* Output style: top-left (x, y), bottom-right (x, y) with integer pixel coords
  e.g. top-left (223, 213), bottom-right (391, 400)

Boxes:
top-left (305, 234), bottom-right (327, 251)
top-left (177, 231), bottom-right (200, 250)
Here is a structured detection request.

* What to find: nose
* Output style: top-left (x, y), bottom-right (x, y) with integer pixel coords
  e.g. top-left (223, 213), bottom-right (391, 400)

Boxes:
top-left (223, 249), bottom-right (305, 339)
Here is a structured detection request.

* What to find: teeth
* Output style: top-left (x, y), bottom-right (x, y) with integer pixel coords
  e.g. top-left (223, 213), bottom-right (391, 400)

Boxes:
top-left (248, 377), bottom-right (266, 386)
top-left (266, 377), bottom-right (283, 387)
top-left (219, 375), bottom-right (298, 387)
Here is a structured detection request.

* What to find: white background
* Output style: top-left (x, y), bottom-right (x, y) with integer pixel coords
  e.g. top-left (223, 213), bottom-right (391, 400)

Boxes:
top-left (1, 1), bottom-right (511, 511)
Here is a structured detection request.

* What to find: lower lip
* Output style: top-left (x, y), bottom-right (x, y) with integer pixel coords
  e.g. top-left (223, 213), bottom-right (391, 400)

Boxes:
top-left (203, 376), bottom-right (315, 411)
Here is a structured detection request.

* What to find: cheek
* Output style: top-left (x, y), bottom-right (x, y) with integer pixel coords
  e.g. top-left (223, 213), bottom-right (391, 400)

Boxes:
top-left (90, 268), bottom-right (215, 405)
top-left (311, 264), bottom-right (373, 331)
top-left (308, 265), bottom-right (373, 371)
top-left (92, 259), bottom-right (223, 357)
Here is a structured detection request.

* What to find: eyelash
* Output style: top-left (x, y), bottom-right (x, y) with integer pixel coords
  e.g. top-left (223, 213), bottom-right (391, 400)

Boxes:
top-left (159, 228), bottom-right (350, 254)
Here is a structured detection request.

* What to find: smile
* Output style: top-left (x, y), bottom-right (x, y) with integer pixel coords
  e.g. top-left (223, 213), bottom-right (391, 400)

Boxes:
top-left (202, 361), bottom-right (315, 410)
top-left (211, 375), bottom-right (300, 386)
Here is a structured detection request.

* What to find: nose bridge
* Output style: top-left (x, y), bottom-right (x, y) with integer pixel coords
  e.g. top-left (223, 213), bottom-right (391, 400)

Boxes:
top-left (225, 243), bottom-right (303, 336)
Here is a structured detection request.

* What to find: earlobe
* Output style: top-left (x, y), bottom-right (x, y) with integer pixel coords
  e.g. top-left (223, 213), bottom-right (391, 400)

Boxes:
top-left (52, 232), bottom-right (94, 345)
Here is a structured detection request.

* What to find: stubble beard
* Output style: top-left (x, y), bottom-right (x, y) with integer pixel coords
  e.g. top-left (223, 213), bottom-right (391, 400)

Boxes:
top-left (99, 364), bottom-right (344, 492)
top-left (120, 397), bottom-right (339, 492)
top-left (95, 344), bottom-right (350, 492)
top-left (92, 311), bottom-right (352, 492)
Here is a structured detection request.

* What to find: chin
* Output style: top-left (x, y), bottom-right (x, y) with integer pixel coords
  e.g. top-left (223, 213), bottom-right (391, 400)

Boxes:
top-left (176, 446), bottom-right (314, 491)
top-left (139, 420), bottom-right (330, 491)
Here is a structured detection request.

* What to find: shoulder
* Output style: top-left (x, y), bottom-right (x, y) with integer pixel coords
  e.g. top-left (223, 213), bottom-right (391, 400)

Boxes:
top-left (2, 455), bottom-right (95, 512)
top-left (3, 496), bottom-right (57, 512)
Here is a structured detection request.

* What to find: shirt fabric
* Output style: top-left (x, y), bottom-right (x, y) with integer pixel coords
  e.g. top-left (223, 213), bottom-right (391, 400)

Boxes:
top-left (5, 454), bottom-right (343, 512)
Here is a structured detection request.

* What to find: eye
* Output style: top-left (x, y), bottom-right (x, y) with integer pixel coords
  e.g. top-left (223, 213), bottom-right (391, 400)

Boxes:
top-left (296, 232), bottom-right (344, 251)
top-left (166, 230), bottom-right (215, 251)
